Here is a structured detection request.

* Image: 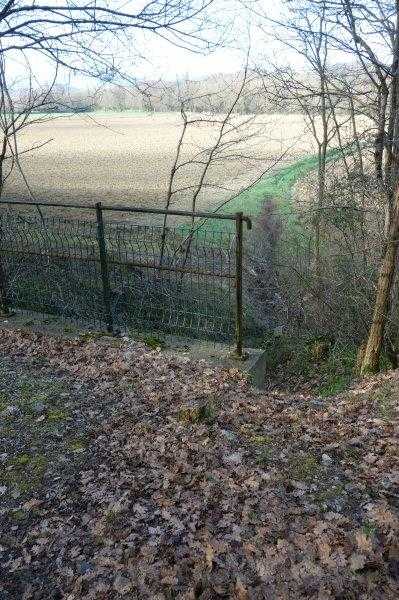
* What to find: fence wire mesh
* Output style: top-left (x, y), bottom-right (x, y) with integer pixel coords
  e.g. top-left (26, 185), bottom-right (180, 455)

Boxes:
top-left (0, 208), bottom-right (239, 343)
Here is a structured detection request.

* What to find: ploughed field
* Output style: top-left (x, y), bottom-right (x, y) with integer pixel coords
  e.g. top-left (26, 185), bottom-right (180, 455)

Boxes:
top-left (0, 112), bottom-right (367, 340)
top-left (3, 112), bottom-right (318, 225)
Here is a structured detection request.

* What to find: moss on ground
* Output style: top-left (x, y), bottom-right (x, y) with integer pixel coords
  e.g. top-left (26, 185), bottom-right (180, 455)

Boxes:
top-left (10, 509), bottom-right (27, 521)
top-left (47, 408), bottom-right (68, 422)
top-left (373, 383), bottom-right (396, 421)
top-left (68, 439), bottom-right (87, 452)
top-left (0, 371), bottom-right (81, 497)
top-left (250, 434), bottom-right (272, 446)
top-left (78, 331), bottom-right (108, 343)
top-left (178, 402), bottom-right (216, 425)
top-left (288, 454), bottom-right (321, 482)
top-left (4, 453), bottom-right (48, 493)
top-left (141, 335), bottom-right (166, 349)
top-left (256, 447), bottom-right (273, 465)
top-left (19, 377), bottom-right (66, 402)
top-left (0, 391), bottom-right (9, 411)
top-left (316, 483), bottom-right (345, 504)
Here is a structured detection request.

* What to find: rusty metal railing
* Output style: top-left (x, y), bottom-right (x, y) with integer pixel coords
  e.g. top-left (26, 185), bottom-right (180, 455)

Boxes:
top-left (0, 199), bottom-right (252, 356)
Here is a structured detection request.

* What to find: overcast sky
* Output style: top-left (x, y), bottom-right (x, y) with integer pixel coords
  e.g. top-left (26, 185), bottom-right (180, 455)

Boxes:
top-left (7, 0), bottom-right (348, 89)
top-left (8, 0), bottom-right (296, 87)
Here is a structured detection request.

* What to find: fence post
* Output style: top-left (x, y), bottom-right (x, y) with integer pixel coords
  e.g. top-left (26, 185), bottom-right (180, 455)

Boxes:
top-left (95, 202), bottom-right (113, 334)
top-left (0, 263), bottom-right (9, 317)
top-left (235, 211), bottom-right (244, 358)
top-left (0, 215), bottom-right (10, 317)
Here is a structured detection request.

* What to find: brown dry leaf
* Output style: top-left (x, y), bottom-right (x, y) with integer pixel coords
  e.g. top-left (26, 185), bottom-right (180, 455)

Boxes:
top-left (2, 328), bottom-right (399, 598)
top-left (317, 538), bottom-right (331, 565)
top-left (205, 543), bottom-right (214, 571)
top-left (113, 574), bottom-right (133, 595)
top-left (235, 577), bottom-right (249, 599)
top-left (313, 521), bottom-right (328, 537)
top-left (389, 543), bottom-right (399, 561)
top-left (242, 542), bottom-right (257, 556)
top-left (369, 504), bottom-right (399, 531)
top-left (23, 498), bottom-right (42, 510)
top-left (355, 531), bottom-right (373, 554)
top-left (349, 553), bottom-right (366, 572)
top-left (161, 575), bottom-right (178, 586)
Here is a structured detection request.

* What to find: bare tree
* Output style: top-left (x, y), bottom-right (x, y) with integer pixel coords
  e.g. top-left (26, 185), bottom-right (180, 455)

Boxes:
top-left (0, 0), bottom-right (223, 197)
top-left (158, 67), bottom-right (285, 267)
top-left (0, 60), bottom-right (59, 197)
top-left (0, 0), bottom-right (219, 73)
top-left (316, 0), bottom-right (399, 373)
top-left (0, 53), bottom-right (61, 314)
top-left (248, 0), bottom-right (399, 373)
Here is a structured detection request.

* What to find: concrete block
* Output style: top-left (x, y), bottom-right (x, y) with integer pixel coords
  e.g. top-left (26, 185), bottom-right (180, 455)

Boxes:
top-left (165, 338), bottom-right (267, 388)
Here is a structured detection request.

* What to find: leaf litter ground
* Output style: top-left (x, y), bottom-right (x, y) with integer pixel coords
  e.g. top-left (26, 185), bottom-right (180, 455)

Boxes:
top-left (0, 328), bottom-right (398, 599)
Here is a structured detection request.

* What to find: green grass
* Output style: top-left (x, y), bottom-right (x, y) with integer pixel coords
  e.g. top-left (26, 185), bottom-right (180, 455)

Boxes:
top-left (5, 453), bottom-right (48, 494)
top-left (262, 330), bottom-right (397, 396)
top-left (178, 402), bottom-right (217, 425)
top-left (373, 383), bottom-right (396, 421)
top-left (220, 154), bottom-right (327, 215)
top-left (318, 374), bottom-right (352, 398)
top-left (141, 335), bottom-right (166, 349)
top-left (194, 147), bottom-right (346, 234)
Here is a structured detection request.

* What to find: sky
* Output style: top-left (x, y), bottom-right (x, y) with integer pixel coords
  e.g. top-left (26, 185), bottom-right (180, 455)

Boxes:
top-left (7, 0), bottom-right (292, 89)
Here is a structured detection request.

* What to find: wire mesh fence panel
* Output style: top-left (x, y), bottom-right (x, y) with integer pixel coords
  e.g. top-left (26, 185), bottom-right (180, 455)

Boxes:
top-left (0, 208), bottom-right (238, 343)
top-left (104, 221), bottom-right (236, 340)
top-left (0, 212), bottom-right (105, 328)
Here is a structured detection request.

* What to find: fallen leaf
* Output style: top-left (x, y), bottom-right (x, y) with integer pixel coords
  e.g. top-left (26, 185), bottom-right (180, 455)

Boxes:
top-left (113, 574), bottom-right (133, 595)
top-left (355, 531), bottom-right (373, 554)
top-left (350, 553), bottom-right (366, 572)
top-left (235, 577), bottom-right (249, 599)
top-left (23, 499), bottom-right (42, 510)
top-left (205, 543), bottom-right (214, 570)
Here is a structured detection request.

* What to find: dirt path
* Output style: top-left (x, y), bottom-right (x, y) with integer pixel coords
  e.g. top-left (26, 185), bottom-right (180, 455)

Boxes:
top-left (0, 328), bottom-right (398, 598)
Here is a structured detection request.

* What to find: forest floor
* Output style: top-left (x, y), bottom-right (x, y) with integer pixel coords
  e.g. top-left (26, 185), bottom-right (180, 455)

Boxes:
top-left (0, 328), bottom-right (399, 599)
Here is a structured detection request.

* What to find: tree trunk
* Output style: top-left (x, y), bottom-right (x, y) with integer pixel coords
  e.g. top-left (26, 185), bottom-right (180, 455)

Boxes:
top-left (360, 186), bottom-right (399, 374)
top-left (375, 85), bottom-right (388, 183)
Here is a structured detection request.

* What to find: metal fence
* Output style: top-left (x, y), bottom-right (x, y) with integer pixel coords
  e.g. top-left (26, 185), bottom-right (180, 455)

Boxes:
top-left (0, 201), bottom-right (252, 356)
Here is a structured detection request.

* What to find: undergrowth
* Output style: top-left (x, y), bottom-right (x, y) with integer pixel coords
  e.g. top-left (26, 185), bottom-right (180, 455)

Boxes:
top-left (262, 332), bottom-right (392, 396)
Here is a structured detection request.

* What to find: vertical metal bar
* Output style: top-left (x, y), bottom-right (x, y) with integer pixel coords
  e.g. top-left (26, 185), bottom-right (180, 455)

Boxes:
top-left (95, 202), bottom-right (113, 334)
top-left (0, 261), bottom-right (9, 317)
top-left (0, 215), bottom-right (10, 316)
top-left (235, 211), bottom-right (244, 358)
